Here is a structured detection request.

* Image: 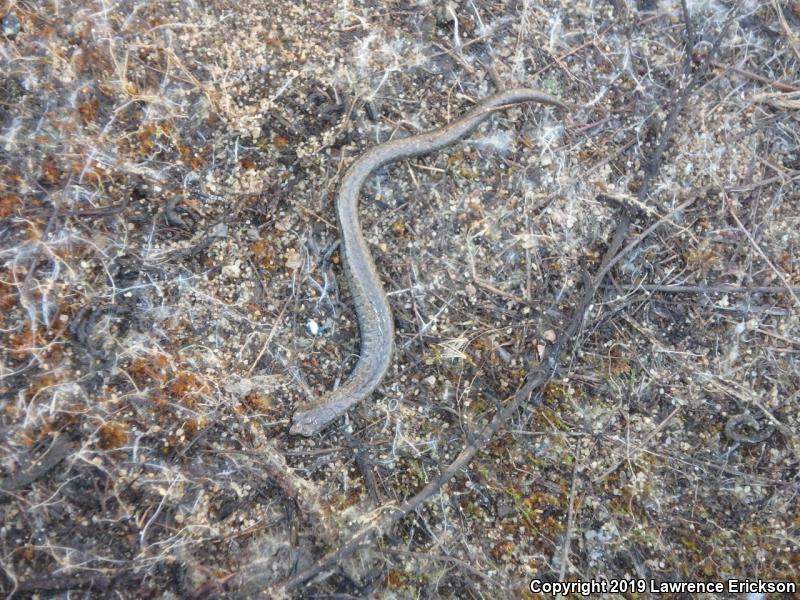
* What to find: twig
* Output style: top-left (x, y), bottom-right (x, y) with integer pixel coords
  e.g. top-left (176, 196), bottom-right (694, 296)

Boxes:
top-left (726, 171), bottom-right (800, 194)
top-left (597, 197), bottom-right (696, 283)
top-left (345, 433), bottom-right (382, 506)
top-left (473, 276), bottom-right (529, 305)
top-left (246, 293), bottom-right (293, 376)
top-left (556, 444), bottom-right (581, 587)
top-left (701, 376), bottom-right (797, 439)
top-left (479, 57), bottom-right (505, 92)
top-left (0, 434), bottom-right (71, 502)
top-left (602, 283), bottom-right (800, 294)
top-left (382, 548), bottom-right (496, 584)
top-left (771, 0), bottom-right (800, 61)
top-left (593, 406), bottom-right (683, 484)
top-left (728, 208), bottom-right (800, 309)
top-left (630, 447), bottom-right (795, 487)
top-left (224, 444), bottom-right (329, 533)
top-left (10, 572), bottom-right (132, 595)
top-left (711, 60), bottom-right (800, 93)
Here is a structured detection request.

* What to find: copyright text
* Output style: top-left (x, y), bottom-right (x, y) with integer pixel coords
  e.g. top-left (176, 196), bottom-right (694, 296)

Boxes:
top-left (529, 578), bottom-right (796, 596)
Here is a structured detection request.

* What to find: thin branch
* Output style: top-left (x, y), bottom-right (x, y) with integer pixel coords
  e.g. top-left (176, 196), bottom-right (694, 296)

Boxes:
top-left (711, 60), bottom-right (800, 93)
top-left (556, 444), bottom-right (581, 584)
top-left (728, 208), bottom-right (800, 309)
top-left (602, 283), bottom-right (800, 294)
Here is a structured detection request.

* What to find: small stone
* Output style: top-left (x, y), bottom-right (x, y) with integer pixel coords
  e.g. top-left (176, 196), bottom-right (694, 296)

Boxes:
top-left (305, 319), bottom-right (320, 336)
top-left (2, 12), bottom-right (21, 39)
top-left (211, 222), bottom-right (228, 237)
top-left (284, 248), bottom-right (302, 270)
top-left (222, 262), bottom-right (241, 278)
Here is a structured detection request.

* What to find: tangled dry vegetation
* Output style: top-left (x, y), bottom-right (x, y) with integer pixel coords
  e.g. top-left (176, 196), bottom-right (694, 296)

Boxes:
top-left (1, 0), bottom-right (798, 597)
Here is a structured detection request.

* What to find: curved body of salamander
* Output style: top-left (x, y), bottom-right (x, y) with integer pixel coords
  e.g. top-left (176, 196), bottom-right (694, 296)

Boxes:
top-left (290, 88), bottom-right (567, 436)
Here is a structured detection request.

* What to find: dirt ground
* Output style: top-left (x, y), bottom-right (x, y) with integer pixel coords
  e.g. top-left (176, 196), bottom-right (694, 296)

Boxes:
top-left (1, 0), bottom-right (798, 598)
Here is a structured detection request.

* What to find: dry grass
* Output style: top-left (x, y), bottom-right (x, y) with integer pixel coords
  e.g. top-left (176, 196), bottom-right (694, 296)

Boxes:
top-left (1, 0), bottom-right (798, 598)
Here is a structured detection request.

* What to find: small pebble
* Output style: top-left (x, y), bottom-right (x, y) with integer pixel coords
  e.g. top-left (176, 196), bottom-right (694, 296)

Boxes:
top-left (305, 319), bottom-right (320, 336)
top-left (2, 12), bottom-right (21, 38)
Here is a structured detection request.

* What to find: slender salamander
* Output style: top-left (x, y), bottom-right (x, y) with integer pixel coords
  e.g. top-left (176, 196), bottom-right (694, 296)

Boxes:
top-left (290, 88), bottom-right (567, 436)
